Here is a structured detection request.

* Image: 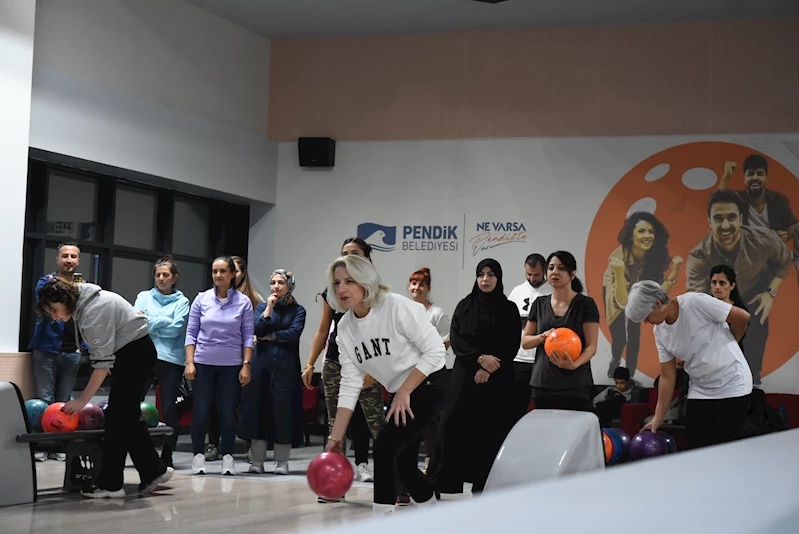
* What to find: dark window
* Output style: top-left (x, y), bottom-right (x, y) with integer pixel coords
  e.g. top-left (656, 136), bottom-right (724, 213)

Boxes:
top-left (21, 159), bottom-right (251, 390)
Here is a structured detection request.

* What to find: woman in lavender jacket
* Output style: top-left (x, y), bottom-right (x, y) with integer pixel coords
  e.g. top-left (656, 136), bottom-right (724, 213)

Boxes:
top-left (185, 256), bottom-right (254, 476)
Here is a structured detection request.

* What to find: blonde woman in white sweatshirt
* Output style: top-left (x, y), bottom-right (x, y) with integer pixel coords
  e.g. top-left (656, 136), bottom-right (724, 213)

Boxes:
top-left (324, 254), bottom-right (447, 518)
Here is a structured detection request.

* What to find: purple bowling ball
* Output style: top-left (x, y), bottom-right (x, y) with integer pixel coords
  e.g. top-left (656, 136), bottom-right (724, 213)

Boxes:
top-left (97, 399), bottom-right (109, 413)
top-left (658, 431), bottom-right (677, 454)
top-left (629, 431), bottom-right (668, 460)
top-left (611, 428), bottom-right (631, 449)
top-left (77, 403), bottom-right (105, 430)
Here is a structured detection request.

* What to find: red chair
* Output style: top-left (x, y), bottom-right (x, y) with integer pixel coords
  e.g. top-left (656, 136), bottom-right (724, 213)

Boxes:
top-left (302, 386), bottom-right (320, 447)
top-left (155, 385), bottom-right (193, 430)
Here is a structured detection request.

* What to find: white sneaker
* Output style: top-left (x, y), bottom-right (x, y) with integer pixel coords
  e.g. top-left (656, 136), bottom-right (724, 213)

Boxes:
top-left (357, 463), bottom-right (374, 482)
top-left (372, 503), bottom-right (396, 518)
top-left (274, 461), bottom-right (289, 475)
top-left (411, 496), bottom-right (438, 508)
top-left (34, 452), bottom-right (48, 462)
top-left (192, 453), bottom-right (207, 475)
top-left (221, 454), bottom-right (235, 475)
top-left (139, 467), bottom-right (174, 495)
top-left (248, 463), bottom-right (264, 474)
top-left (81, 487), bottom-right (126, 499)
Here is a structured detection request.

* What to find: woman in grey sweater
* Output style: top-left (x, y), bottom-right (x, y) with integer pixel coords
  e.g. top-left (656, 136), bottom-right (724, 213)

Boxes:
top-left (36, 276), bottom-right (173, 499)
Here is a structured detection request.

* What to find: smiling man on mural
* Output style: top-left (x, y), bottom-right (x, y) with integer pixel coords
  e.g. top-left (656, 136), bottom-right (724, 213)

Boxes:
top-left (685, 189), bottom-right (793, 385)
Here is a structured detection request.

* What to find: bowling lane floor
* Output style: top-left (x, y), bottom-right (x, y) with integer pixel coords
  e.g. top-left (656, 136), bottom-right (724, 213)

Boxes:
top-left (3, 439), bottom-right (472, 534)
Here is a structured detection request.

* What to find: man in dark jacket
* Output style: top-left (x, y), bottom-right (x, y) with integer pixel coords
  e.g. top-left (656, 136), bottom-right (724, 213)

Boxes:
top-left (29, 242), bottom-right (88, 460)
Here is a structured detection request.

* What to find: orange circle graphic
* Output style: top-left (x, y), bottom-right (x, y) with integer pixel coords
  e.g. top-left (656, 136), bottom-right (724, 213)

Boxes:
top-left (586, 141), bottom-right (799, 380)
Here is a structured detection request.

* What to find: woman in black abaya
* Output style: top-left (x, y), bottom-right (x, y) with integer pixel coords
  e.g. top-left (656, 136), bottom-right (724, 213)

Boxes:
top-left (429, 259), bottom-right (520, 495)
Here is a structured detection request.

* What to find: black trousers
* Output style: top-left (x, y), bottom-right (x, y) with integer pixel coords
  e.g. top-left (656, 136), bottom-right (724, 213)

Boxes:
top-left (142, 360), bottom-right (184, 466)
top-left (351, 402), bottom-right (372, 465)
top-left (532, 387), bottom-right (594, 412)
top-left (511, 361), bottom-right (533, 425)
top-left (686, 395), bottom-right (750, 450)
top-left (373, 370), bottom-right (446, 506)
top-left (742, 314), bottom-right (768, 384)
top-left (237, 361), bottom-right (295, 445)
top-left (97, 335), bottom-right (161, 491)
top-left (595, 395), bottom-right (626, 427)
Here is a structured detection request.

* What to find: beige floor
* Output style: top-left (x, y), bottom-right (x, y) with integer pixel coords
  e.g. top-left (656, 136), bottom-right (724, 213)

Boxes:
top-left (4, 456), bottom-right (467, 534)
top-left (3, 461), bottom-right (375, 534)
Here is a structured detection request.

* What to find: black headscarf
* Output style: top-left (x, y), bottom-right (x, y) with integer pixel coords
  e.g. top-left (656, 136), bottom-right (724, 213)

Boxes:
top-left (459, 258), bottom-right (506, 334)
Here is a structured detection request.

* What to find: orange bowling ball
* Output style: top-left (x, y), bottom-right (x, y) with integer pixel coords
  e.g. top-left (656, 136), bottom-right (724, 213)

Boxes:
top-left (544, 328), bottom-right (582, 361)
top-left (42, 402), bottom-right (79, 433)
top-left (603, 430), bottom-right (614, 463)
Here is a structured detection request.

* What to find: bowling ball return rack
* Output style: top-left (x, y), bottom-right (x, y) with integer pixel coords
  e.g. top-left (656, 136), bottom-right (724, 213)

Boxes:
top-left (17, 426), bottom-right (173, 492)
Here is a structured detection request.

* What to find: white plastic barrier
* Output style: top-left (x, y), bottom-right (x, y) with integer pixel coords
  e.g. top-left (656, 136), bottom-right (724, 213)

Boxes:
top-left (320, 428), bottom-right (799, 534)
top-left (0, 382), bottom-right (36, 507)
top-left (484, 409), bottom-right (604, 493)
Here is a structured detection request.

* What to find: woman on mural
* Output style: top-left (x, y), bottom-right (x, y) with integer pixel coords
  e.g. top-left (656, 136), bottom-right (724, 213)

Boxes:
top-left (604, 211), bottom-right (683, 378)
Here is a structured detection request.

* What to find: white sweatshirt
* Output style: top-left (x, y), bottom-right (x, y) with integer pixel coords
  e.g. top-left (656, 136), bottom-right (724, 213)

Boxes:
top-left (507, 281), bottom-right (552, 363)
top-left (336, 293), bottom-right (446, 411)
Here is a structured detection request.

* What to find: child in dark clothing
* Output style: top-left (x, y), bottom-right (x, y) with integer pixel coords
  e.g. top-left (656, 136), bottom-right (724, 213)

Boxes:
top-left (594, 367), bottom-right (637, 427)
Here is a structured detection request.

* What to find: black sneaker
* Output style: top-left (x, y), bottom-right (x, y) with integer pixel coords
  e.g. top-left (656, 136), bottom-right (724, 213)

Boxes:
top-left (396, 494), bottom-right (411, 506)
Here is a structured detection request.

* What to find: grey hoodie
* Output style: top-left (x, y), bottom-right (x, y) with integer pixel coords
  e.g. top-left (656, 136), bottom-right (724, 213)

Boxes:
top-left (73, 283), bottom-right (149, 370)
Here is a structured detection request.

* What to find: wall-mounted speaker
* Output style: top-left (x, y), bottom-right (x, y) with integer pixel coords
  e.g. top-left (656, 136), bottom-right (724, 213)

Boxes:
top-left (298, 137), bottom-right (336, 167)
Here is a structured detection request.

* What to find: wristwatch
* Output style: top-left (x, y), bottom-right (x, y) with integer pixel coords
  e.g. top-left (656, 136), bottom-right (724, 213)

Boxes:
top-left (767, 287), bottom-right (778, 298)
top-left (243, 361), bottom-right (252, 365)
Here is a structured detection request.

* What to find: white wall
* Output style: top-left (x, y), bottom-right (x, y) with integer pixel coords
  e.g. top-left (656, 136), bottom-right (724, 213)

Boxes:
top-left (258, 134), bottom-right (799, 391)
top-left (0, 0), bottom-right (36, 352)
top-left (29, 0), bottom-right (276, 204)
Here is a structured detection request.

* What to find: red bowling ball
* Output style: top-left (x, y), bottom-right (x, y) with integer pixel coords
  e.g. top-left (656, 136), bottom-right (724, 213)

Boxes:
top-left (77, 403), bottom-right (105, 430)
top-left (307, 452), bottom-right (353, 500)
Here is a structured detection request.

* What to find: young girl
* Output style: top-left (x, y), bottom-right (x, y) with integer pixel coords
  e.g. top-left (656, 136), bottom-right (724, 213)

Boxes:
top-left (39, 277), bottom-right (172, 498)
top-left (185, 256), bottom-right (254, 476)
top-left (302, 238), bottom-right (384, 499)
top-left (133, 255), bottom-right (191, 468)
top-left (239, 269), bottom-right (306, 475)
top-left (324, 254), bottom-right (447, 517)
top-left (522, 251), bottom-right (600, 411)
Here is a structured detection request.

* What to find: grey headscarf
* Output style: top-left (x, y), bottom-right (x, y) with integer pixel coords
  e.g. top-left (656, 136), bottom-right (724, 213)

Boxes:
top-left (272, 269), bottom-right (296, 305)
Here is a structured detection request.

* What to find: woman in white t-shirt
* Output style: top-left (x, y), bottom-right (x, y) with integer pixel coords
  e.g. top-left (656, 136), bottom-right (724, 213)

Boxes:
top-left (324, 254), bottom-right (447, 518)
top-left (408, 267), bottom-right (450, 475)
top-left (626, 280), bottom-right (752, 449)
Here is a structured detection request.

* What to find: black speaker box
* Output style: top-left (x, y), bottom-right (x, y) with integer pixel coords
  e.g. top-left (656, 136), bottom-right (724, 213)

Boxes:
top-left (298, 137), bottom-right (336, 167)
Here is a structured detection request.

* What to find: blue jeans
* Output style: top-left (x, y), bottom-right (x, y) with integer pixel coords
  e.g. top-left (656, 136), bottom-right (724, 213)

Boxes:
top-left (32, 350), bottom-right (82, 404)
top-left (191, 363), bottom-right (241, 456)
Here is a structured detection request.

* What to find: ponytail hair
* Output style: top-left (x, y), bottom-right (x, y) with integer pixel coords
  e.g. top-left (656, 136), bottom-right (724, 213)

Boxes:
top-left (547, 250), bottom-right (584, 294)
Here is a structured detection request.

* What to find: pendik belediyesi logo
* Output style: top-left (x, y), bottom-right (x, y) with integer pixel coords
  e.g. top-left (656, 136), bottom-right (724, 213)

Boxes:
top-left (357, 223), bottom-right (397, 252)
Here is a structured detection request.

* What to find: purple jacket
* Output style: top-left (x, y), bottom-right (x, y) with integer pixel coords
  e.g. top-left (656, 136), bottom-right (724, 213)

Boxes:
top-left (185, 288), bottom-right (254, 366)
